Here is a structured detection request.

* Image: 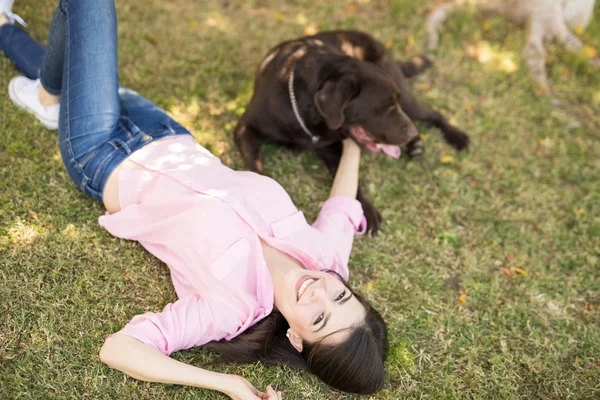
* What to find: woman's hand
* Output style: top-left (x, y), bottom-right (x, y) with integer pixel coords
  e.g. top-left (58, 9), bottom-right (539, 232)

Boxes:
top-left (221, 375), bottom-right (282, 400)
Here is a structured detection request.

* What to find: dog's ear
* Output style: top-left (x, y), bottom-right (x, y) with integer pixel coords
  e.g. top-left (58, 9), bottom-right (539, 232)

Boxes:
top-left (314, 74), bottom-right (357, 130)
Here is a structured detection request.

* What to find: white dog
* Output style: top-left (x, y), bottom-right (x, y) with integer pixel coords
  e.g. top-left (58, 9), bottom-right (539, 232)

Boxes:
top-left (426, 0), bottom-right (598, 94)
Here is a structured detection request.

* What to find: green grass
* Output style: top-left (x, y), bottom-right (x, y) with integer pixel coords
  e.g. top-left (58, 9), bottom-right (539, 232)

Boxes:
top-left (1, 1), bottom-right (599, 399)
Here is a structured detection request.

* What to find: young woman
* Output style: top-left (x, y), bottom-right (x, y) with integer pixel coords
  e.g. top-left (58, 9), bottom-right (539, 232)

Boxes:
top-left (0, 1), bottom-right (388, 398)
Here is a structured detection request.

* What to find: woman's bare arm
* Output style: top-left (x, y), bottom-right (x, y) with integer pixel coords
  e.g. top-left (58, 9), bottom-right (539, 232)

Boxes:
top-left (100, 334), bottom-right (274, 399)
top-left (329, 139), bottom-right (361, 199)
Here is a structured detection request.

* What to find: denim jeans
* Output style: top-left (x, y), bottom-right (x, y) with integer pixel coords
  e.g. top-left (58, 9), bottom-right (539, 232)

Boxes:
top-left (0, 0), bottom-right (191, 202)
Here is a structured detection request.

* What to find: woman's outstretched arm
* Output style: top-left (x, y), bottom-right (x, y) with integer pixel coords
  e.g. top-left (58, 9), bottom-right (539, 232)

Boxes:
top-left (329, 139), bottom-right (361, 199)
top-left (100, 334), bottom-right (279, 399)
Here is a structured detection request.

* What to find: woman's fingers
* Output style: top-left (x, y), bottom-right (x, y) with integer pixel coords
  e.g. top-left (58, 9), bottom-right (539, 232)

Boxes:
top-left (266, 385), bottom-right (278, 400)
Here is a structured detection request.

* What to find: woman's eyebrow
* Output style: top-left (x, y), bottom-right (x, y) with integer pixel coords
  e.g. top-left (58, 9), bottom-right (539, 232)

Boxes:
top-left (339, 292), bottom-right (353, 305)
top-left (315, 313), bottom-right (331, 333)
top-left (314, 293), bottom-right (354, 333)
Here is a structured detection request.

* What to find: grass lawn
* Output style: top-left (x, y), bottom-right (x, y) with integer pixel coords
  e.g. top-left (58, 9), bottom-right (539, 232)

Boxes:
top-left (1, 0), bottom-right (599, 398)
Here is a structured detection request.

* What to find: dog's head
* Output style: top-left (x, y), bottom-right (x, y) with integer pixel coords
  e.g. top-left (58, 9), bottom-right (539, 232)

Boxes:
top-left (312, 57), bottom-right (418, 158)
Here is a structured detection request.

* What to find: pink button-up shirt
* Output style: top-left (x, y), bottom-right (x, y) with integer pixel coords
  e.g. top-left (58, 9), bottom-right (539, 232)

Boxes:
top-left (99, 136), bottom-right (365, 356)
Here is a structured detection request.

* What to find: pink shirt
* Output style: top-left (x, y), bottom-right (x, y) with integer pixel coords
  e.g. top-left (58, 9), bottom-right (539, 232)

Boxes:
top-left (99, 136), bottom-right (365, 356)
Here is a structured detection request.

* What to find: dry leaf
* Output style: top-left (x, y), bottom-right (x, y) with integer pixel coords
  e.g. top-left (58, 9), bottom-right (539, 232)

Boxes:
top-left (440, 155), bottom-right (454, 164)
top-left (589, 304), bottom-right (595, 312)
top-left (419, 133), bottom-right (426, 141)
top-left (593, 92), bottom-right (600, 104)
top-left (273, 12), bottom-right (285, 21)
top-left (188, 19), bottom-right (199, 29)
top-left (385, 39), bottom-right (393, 49)
top-left (417, 82), bottom-right (431, 90)
top-left (502, 267), bottom-right (512, 277)
top-left (576, 208), bottom-right (585, 217)
top-left (575, 25), bottom-right (585, 35)
top-left (304, 23), bottom-right (318, 36)
top-left (348, 5), bottom-right (358, 13)
top-left (512, 267), bottom-right (527, 276)
top-left (464, 104), bottom-right (474, 113)
top-left (458, 293), bottom-right (467, 305)
top-left (583, 45), bottom-right (598, 59)
top-left (144, 34), bottom-right (159, 45)
top-left (405, 35), bottom-right (415, 52)
top-left (536, 85), bottom-right (549, 96)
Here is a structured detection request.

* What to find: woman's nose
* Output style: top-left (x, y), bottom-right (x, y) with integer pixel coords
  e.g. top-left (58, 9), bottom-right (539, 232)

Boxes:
top-left (310, 287), bottom-right (328, 302)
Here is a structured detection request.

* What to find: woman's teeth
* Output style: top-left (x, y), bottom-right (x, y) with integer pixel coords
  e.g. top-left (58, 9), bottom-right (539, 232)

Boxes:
top-left (297, 278), bottom-right (317, 301)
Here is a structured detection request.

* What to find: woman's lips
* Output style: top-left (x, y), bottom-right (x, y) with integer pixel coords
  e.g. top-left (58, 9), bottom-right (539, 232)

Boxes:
top-left (296, 276), bottom-right (318, 302)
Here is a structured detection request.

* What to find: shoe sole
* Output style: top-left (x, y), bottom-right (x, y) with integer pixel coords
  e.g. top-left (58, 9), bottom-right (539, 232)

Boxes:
top-left (8, 79), bottom-right (59, 130)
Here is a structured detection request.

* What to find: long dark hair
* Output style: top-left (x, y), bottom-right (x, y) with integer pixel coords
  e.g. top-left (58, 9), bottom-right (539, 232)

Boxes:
top-left (204, 283), bottom-right (388, 395)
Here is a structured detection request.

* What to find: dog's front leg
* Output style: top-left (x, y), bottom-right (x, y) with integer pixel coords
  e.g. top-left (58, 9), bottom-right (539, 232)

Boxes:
top-left (233, 120), bottom-right (266, 173)
top-left (523, 19), bottom-right (552, 95)
top-left (315, 142), bottom-right (383, 234)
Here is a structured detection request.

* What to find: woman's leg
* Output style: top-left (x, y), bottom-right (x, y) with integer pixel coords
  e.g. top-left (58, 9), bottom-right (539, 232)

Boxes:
top-left (0, 23), bottom-right (44, 80)
top-left (47, 0), bottom-right (124, 200)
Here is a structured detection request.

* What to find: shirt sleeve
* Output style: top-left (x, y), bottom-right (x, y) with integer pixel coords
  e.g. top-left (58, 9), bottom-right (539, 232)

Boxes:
top-left (311, 196), bottom-right (366, 273)
top-left (113, 294), bottom-right (226, 356)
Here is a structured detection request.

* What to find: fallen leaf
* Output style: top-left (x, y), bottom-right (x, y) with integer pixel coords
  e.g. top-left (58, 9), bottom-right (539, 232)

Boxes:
top-left (583, 45), bottom-right (598, 59)
top-left (576, 208), bottom-right (585, 217)
top-left (464, 104), bottom-right (474, 113)
top-left (502, 267), bottom-right (512, 277)
top-left (385, 39), bottom-right (393, 49)
top-left (593, 92), bottom-right (600, 104)
top-left (458, 293), bottom-right (467, 305)
top-left (304, 23), bottom-right (318, 36)
top-left (512, 267), bottom-right (527, 276)
top-left (419, 133), bottom-right (426, 141)
top-left (405, 35), bottom-right (415, 53)
top-left (273, 11), bottom-right (285, 21)
top-left (417, 82), bottom-right (431, 90)
top-left (589, 304), bottom-right (595, 312)
top-left (348, 5), bottom-right (358, 13)
top-left (575, 25), bottom-right (585, 35)
top-left (144, 34), bottom-right (159, 45)
top-left (188, 19), bottom-right (199, 29)
top-left (536, 85), bottom-right (549, 96)
top-left (440, 155), bottom-right (454, 164)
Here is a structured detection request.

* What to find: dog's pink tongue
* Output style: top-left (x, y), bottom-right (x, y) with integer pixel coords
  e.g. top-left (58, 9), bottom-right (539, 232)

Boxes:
top-left (381, 144), bottom-right (401, 159)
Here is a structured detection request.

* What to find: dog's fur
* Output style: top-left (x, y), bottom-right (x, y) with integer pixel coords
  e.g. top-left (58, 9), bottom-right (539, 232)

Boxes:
top-left (233, 30), bottom-right (469, 233)
top-left (426, 0), bottom-right (598, 94)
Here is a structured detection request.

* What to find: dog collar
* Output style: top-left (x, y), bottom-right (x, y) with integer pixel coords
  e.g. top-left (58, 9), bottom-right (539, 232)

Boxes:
top-left (288, 69), bottom-right (320, 144)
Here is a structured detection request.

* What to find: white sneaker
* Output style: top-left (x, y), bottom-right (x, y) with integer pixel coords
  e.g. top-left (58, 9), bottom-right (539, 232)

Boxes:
top-left (8, 76), bottom-right (59, 130)
top-left (0, 0), bottom-right (27, 26)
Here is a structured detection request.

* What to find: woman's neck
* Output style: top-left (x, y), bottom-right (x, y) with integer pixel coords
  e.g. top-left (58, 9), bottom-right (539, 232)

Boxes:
top-left (260, 239), bottom-right (304, 306)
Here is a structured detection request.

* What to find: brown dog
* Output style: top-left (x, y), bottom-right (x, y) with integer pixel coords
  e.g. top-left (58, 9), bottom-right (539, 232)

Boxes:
top-left (234, 30), bottom-right (469, 233)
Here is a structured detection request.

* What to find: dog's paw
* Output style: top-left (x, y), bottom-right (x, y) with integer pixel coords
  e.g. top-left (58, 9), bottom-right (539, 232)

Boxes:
top-left (363, 201), bottom-right (384, 236)
top-left (444, 128), bottom-right (470, 151)
top-left (406, 137), bottom-right (426, 158)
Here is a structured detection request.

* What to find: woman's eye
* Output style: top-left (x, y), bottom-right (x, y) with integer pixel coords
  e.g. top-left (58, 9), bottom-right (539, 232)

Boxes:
top-left (313, 313), bottom-right (324, 325)
top-left (335, 291), bottom-right (346, 301)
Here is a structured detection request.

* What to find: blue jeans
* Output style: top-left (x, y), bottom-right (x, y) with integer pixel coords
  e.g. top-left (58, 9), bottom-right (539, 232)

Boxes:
top-left (0, 0), bottom-right (191, 202)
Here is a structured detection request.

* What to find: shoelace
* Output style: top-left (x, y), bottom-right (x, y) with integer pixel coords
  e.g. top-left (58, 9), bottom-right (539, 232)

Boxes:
top-left (4, 11), bottom-right (27, 27)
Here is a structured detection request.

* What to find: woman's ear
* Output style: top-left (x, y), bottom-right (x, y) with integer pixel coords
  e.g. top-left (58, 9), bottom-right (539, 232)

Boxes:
top-left (286, 329), bottom-right (303, 353)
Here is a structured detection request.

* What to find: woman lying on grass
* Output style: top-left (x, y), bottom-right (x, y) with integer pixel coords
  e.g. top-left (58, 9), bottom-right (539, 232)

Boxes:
top-left (0, 0), bottom-right (388, 398)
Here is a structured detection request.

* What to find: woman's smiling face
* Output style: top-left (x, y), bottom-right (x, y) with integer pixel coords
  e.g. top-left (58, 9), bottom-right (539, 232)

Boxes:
top-left (275, 269), bottom-right (366, 347)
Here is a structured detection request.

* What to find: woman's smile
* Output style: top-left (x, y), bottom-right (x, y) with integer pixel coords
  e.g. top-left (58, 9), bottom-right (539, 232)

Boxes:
top-left (296, 276), bottom-right (318, 302)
